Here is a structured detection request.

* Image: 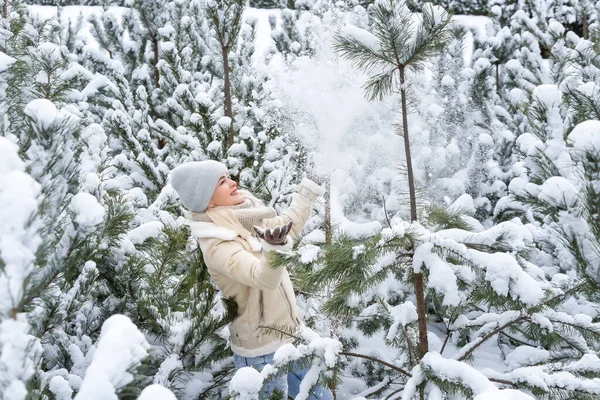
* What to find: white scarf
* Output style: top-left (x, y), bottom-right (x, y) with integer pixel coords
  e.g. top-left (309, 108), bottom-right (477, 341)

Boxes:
top-left (187, 190), bottom-right (277, 242)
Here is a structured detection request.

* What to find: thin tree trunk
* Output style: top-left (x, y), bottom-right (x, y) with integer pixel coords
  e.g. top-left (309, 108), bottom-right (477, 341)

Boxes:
top-left (138, 9), bottom-right (160, 89)
top-left (324, 177), bottom-right (335, 399)
top-left (47, 69), bottom-right (51, 99)
top-left (153, 37), bottom-right (160, 88)
top-left (399, 68), bottom-right (417, 223)
top-left (495, 63), bottom-right (500, 93)
top-left (149, 32), bottom-right (161, 133)
top-left (399, 66), bottom-right (429, 363)
top-left (330, 379), bottom-right (337, 399)
top-left (414, 273), bottom-right (428, 355)
top-left (223, 46), bottom-right (234, 148)
top-left (325, 177), bottom-right (332, 245)
top-left (583, 12), bottom-right (589, 40)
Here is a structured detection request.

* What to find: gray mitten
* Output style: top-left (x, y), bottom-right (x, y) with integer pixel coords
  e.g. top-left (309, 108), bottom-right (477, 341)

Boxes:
top-left (253, 221), bottom-right (293, 246)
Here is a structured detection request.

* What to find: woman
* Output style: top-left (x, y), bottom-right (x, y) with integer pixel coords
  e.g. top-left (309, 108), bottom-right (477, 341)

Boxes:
top-left (170, 160), bottom-right (333, 400)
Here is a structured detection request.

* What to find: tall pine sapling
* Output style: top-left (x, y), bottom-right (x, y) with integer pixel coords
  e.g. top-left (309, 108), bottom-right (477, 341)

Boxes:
top-left (333, 0), bottom-right (451, 362)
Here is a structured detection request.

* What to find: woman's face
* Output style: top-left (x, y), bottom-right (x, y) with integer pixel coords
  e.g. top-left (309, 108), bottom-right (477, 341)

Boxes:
top-left (208, 173), bottom-right (245, 208)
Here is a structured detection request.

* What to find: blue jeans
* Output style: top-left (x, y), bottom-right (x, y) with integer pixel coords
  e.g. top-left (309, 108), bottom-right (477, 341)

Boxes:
top-left (233, 352), bottom-right (334, 400)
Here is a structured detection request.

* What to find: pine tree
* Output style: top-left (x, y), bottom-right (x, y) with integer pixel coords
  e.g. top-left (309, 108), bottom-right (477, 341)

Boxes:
top-left (269, 0), bottom-right (360, 63)
top-left (206, 0), bottom-right (244, 148)
top-left (489, 0), bottom-right (597, 39)
top-left (248, 0), bottom-right (279, 8)
top-left (269, 7), bottom-right (316, 61)
top-left (333, 0), bottom-right (452, 370)
top-left (86, 2), bottom-right (159, 99)
top-left (101, 74), bottom-right (174, 203)
top-left (229, 17), bottom-right (306, 203)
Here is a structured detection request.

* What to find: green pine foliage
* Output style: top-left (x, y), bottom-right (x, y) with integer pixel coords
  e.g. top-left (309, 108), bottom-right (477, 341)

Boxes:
top-left (1, 1), bottom-right (256, 397)
top-left (270, 7), bottom-right (314, 60)
top-left (277, 201), bottom-right (600, 398)
top-left (404, 0), bottom-right (488, 15)
top-left (3, 12), bottom-right (71, 137)
top-left (101, 79), bottom-right (172, 203)
top-left (248, 0), bottom-right (279, 8)
top-left (489, 0), bottom-right (596, 39)
top-left (4, 0), bottom-right (600, 398)
top-left (22, 0), bottom-right (126, 4)
top-left (414, 23), bottom-right (510, 213)
top-left (0, 136), bottom-right (43, 400)
top-left (112, 225), bottom-right (237, 399)
top-left (86, 1), bottom-right (164, 96)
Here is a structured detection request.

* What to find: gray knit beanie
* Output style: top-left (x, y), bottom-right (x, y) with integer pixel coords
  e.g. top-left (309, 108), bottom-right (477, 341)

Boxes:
top-left (170, 160), bottom-right (228, 212)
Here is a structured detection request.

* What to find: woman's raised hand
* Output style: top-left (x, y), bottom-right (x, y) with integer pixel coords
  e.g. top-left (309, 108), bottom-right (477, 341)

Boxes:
top-left (253, 221), bottom-right (293, 246)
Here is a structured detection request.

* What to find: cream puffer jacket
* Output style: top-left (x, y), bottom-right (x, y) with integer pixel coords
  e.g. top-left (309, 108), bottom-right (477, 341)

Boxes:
top-left (188, 178), bottom-right (324, 357)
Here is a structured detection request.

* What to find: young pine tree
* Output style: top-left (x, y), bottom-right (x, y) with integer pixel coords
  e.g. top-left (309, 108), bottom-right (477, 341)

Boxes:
top-left (86, 2), bottom-right (160, 100)
top-left (205, 0), bottom-right (245, 148)
top-left (333, 0), bottom-right (452, 364)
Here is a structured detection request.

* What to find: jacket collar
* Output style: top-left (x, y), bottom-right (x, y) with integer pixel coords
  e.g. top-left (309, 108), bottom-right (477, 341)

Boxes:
top-left (188, 220), bottom-right (262, 252)
top-left (188, 220), bottom-right (237, 240)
